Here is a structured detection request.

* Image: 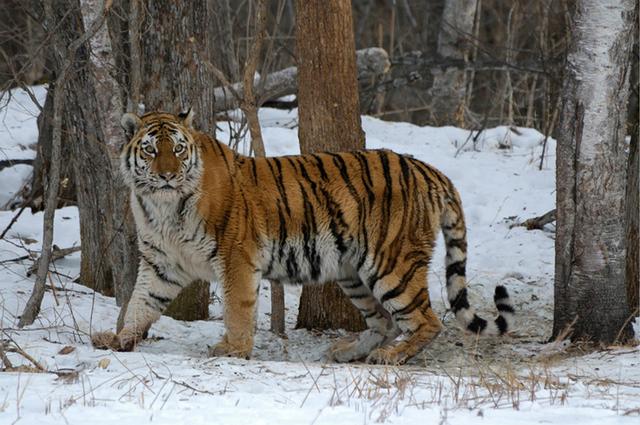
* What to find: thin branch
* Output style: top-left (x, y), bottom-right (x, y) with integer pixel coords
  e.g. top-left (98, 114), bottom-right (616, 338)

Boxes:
top-left (0, 204), bottom-right (28, 240)
top-left (510, 209), bottom-right (556, 230)
top-left (242, 0), bottom-right (268, 157)
top-left (0, 159), bottom-right (34, 171)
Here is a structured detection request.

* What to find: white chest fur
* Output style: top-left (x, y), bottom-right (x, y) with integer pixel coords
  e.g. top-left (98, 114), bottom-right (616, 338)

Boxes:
top-left (131, 192), bottom-right (219, 285)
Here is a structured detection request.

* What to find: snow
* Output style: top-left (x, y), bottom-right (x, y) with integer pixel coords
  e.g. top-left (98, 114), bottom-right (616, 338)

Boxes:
top-left (0, 86), bottom-right (638, 424)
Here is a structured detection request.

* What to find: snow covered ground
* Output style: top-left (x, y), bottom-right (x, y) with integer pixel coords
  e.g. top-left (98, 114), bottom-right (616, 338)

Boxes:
top-left (0, 86), bottom-right (638, 424)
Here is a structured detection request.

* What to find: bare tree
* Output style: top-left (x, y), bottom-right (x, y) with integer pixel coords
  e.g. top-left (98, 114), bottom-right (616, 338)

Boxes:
top-left (127, 0), bottom-right (221, 322)
top-left (553, 0), bottom-right (636, 344)
top-left (294, 0), bottom-right (366, 332)
top-left (19, 0), bottom-right (112, 326)
top-left (625, 34), bottom-right (639, 315)
top-left (429, 0), bottom-right (479, 126)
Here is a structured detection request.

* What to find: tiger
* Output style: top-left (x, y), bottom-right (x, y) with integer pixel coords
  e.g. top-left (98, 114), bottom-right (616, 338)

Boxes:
top-left (91, 109), bottom-right (515, 365)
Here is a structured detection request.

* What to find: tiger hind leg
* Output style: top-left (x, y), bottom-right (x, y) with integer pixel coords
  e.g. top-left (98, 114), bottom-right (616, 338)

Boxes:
top-left (329, 279), bottom-right (398, 363)
top-left (367, 271), bottom-right (441, 365)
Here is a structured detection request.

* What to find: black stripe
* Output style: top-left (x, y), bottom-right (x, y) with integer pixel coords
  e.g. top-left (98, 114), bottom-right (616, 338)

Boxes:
top-left (363, 310), bottom-right (379, 319)
top-left (149, 292), bottom-right (172, 305)
top-left (496, 303), bottom-right (515, 314)
top-left (286, 249), bottom-right (299, 280)
top-left (277, 202), bottom-right (287, 261)
top-left (311, 154), bottom-right (329, 180)
top-left (450, 288), bottom-right (470, 313)
top-left (392, 287), bottom-right (429, 317)
top-left (495, 316), bottom-right (508, 334)
top-left (297, 161), bottom-right (319, 197)
top-left (494, 285), bottom-right (509, 301)
top-left (267, 158), bottom-right (292, 217)
top-left (467, 314), bottom-right (488, 334)
top-left (353, 151), bottom-right (376, 207)
top-left (208, 243), bottom-right (218, 261)
top-left (330, 153), bottom-right (360, 202)
top-left (375, 150), bottom-right (393, 256)
top-left (380, 259), bottom-right (428, 303)
top-left (212, 140), bottom-right (230, 169)
top-left (320, 187), bottom-right (348, 256)
top-left (250, 159), bottom-right (258, 185)
top-left (446, 260), bottom-right (466, 281)
top-left (285, 157), bottom-right (299, 174)
top-left (299, 182), bottom-right (321, 281)
top-left (140, 254), bottom-right (182, 287)
top-left (264, 242), bottom-right (276, 277)
top-left (341, 280), bottom-right (363, 290)
top-left (136, 195), bottom-right (151, 223)
top-left (177, 193), bottom-right (194, 218)
top-left (446, 238), bottom-right (467, 252)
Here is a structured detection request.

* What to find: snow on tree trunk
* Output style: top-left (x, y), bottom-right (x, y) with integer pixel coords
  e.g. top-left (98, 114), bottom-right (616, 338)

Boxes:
top-left (429, 0), bottom-right (478, 126)
top-left (553, 0), bottom-right (636, 344)
top-left (294, 0), bottom-right (366, 332)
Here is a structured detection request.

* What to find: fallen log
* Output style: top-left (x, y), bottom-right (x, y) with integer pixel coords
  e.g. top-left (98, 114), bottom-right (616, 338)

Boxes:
top-left (213, 47), bottom-right (390, 111)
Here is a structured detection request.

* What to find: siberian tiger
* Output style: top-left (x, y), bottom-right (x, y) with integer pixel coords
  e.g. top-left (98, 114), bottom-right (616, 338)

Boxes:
top-left (91, 110), bottom-right (514, 365)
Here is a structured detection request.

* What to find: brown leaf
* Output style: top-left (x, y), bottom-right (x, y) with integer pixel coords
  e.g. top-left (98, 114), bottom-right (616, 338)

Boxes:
top-left (58, 346), bottom-right (76, 355)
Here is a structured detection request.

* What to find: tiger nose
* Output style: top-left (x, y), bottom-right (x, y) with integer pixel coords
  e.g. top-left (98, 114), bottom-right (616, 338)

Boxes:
top-left (159, 172), bottom-right (176, 181)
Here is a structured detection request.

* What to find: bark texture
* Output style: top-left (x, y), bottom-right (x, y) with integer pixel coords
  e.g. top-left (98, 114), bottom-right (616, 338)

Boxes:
top-left (553, 0), bottom-right (636, 344)
top-left (80, 0), bottom-right (138, 305)
top-left (294, 0), bottom-right (366, 332)
top-left (625, 37), bottom-right (639, 314)
top-left (33, 0), bottom-right (132, 301)
top-left (135, 0), bottom-right (218, 319)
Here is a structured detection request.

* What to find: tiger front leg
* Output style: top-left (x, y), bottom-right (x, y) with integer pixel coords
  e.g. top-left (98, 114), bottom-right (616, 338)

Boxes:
top-left (92, 258), bottom-right (184, 352)
top-left (209, 266), bottom-right (260, 360)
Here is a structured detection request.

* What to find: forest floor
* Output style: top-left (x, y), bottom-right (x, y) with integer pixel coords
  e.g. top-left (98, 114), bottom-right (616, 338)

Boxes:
top-left (0, 86), bottom-right (638, 424)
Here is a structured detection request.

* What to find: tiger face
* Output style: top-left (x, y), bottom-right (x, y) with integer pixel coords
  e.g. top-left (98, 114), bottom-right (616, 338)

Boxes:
top-left (120, 110), bottom-right (202, 198)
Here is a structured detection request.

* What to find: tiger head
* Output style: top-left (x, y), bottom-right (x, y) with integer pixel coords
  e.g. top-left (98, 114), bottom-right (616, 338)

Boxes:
top-left (120, 110), bottom-right (202, 199)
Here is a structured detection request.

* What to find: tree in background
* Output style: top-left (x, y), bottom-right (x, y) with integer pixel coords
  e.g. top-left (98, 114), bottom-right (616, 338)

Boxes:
top-left (294, 0), bottom-right (366, 332)
top-left (553, 0), bottom-right (636, 344)
top-left (120, 0), bottom-right (221, 323)
top-left (625, 34), bottom-right (638, 318)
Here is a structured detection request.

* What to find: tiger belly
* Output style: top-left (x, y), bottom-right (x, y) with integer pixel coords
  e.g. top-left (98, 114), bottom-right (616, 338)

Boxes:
top-left (259, 233), bottom-right (359, 285)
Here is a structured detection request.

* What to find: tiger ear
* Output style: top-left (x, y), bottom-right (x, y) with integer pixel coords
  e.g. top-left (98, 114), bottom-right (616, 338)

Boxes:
top-left (121, 113), bottom-right (142, 138)
top-left (178, 108), bottom-right (195, 128)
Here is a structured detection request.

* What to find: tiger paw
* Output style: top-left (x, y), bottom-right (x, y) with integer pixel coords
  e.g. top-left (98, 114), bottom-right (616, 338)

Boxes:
top-left (329, 336), bottom-right (369, 363)
top-left (91, 329), bottom-right (139, 352)
top-left (366, 347), bottom-right (409, 365)
top-left (91, 331), bottom-right (120, 350)
top-left (208, 340), bottom-right (252, 360)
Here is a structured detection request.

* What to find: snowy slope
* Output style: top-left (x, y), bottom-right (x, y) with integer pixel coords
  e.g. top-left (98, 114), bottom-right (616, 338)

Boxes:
top-left (0, 86), bottom-right (638, 424)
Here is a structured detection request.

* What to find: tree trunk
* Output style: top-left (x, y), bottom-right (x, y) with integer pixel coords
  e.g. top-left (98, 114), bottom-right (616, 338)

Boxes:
top-left (553, 0), bottom-right (636, 344)
top-left (79, 0), bottom-right (138, 305)
top-left (134, 0), bottom-right (219, 320)
top-left (428, 0), bottom-right (478, 126)
top-left (28, 81), bottom-right (77, 211)
top-left (35, 1), bottom-right (129, 301)
top-left (294, 0), bottom-right (366, 332)
top-left (625, 33), bottom-right (639, 315)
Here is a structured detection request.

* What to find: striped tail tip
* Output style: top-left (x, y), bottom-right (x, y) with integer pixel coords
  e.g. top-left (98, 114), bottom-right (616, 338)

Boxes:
top-left (455, 285), bottom-right (515, 336)
top-left (493, 285), bottom-right (515, 335)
